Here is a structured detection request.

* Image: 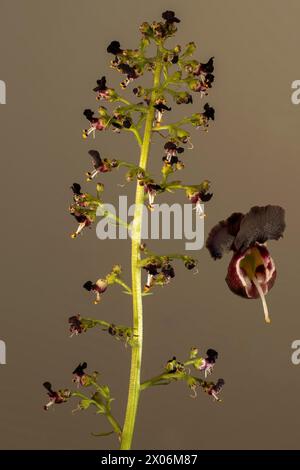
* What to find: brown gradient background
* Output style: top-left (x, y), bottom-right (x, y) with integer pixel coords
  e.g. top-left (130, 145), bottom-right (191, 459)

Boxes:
top-left (0, 0), bottom-right (299, 450)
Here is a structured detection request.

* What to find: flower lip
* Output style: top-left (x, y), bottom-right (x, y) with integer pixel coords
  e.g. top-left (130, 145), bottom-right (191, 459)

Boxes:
top-left (71, 183), bottom-right (82, 196)
top-left (206, 348), bottom-right (218, 363)
top-left (162, 11), bottom-right (180, 23)
top-left (83, 280), bottom-right (94, 291)
top-left (107, 40), bottom-right (122, 55)
top-left (93, 76), bottom-right (107, 92)
top-left (206, 205), bottom-right (286, 260)
top-left (88, 150), bottom-right (102, 170)
top-left (203, 103), bottom-right (215, 121)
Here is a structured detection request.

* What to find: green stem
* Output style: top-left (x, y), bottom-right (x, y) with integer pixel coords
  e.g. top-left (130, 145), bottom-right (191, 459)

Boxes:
top-left (106, 411), bottom-right (122, 436)
top-left (114, 278), bottom-right (132, 295)
top-left (120, 49), bottom-right (162, 450)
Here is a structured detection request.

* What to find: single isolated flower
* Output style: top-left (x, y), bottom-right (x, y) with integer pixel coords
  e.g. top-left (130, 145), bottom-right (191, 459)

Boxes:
top-left (206, 205), bottom-right (286, 323)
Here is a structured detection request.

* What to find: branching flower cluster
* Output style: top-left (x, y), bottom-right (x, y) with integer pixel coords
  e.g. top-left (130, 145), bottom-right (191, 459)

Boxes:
top-left (42, 9), bottom-right (286, 450)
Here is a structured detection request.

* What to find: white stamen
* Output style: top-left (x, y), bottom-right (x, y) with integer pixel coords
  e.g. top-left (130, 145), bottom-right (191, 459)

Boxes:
top-left (252, 277), bottom-right (271, 324)
top-left (146, 273), bottom-right (153, 288)
top-left (76, 222), bottom-right (86, 235)
top-left (148, 192), bottom-right (155, 207)
top-left (195, 201), bottom-right (205, 218)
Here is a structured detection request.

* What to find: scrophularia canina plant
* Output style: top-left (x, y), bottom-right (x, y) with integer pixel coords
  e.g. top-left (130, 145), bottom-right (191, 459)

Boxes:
top-left (43, 10), bottom-right (227, 449)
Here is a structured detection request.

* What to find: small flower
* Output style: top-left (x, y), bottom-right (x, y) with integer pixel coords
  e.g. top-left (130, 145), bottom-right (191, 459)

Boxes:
top-left (202, 103), bottom-right (215, 121)
top-left (117, 63), bottom-right (140, 89)
top-left (207, 378), bottom-right (225, 401)
top-left (70, 183), bottom-right (82, 197)
top-left (86, 150), bottom-right (112, 180)
top-left (83, 278), bottom-right (108, 304)
top-left (165, 356), bottom-right (185, 373)
top-left (175, 92), bottom-right (193, 105)
top-left (184, 258), bottom-right (196, 270)
top-left (143, 260), bottom-right (161, 290)
top-left (153, 99), bottom-right (171, 125)
top-left (160, 262), bottom-right (175, 283)
top-left (82, 109), bottom-right (106, 139)
top-left (69, 209), bottom-right (93, 238)
top-left (162, 11), bottom-right (180, 24)
top-left (107, 40), bottom-right (123, 55)
top-left (43, 382), bottom-right (71, 411)
top-left (69, 314), bottom-right (85, 336)
top-left (93, 76), bottom-right (116, 101)
top-left (196, 349), bottom-right (218, 377)
top-left (187, 188), bottom-right (213, 218)
top-left (206, 205), bottom-right (286, 323)
top-left (194, 57), bottom-right (214, 76)
top-left (143, 182), bottom-right (163, 210)
top-left (163, 141), bottom-right (184, 163)
top-left (72, 362), bottom-right (88, 387)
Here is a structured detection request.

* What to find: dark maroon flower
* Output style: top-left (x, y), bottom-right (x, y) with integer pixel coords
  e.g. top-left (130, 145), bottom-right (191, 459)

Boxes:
top-left (69, 314), bottom-right (85, 336)
top-left (86, 150), bottom-right (112, 180)
top-left (162, 11), bottom-right (180, 24)
top-left (196, 349), bottom-right (218, 377)
top-left (83, 278), bottom-right (108, 304)
top-left (82, 109), bottom-right (106, 138)
top-left (92, 76), bottom-right (115, 101)
top-left (154, 103), bottom-right (172, 113)
top-left (162, 141), bottom-right (184, 166)
top-left (161, 263), bottom-right (175, 283)
top-left (203, 103), bottom-right (215, 121)
top-left (194, 57), bottom-right (214, 76)
top-left (71, 183), bottom-right (82, 196)
top-left (69, 209), bottom-right (93, 238)
top-left (72, 362), bottom-right (87, 386)
top-left (207, 379), bottom-right (225, 401)
top-left (153, 100), bottom-right (171, 125)
top-left (206, 205), bottom-right (286, 323)
top-left (143, 260), bottom-right (162, 290)
top-left (43, 382), bottom-right (71, 411)
top-left (187, 188), bottom-right (213, 217)
top-left (117, 63), bottom-right (140, 88)
top-left (143, 182), bottom-right (163, 210)
top-left (107, 40), bottom-right (123, 55)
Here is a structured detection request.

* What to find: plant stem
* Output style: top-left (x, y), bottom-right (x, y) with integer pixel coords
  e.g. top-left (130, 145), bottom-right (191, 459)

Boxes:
top-left (120, 49), bottom-right (162, 450)
top-left (106, 411), bottom-right (122, 436)
top-left (114, 278), bottom-right (132, 295)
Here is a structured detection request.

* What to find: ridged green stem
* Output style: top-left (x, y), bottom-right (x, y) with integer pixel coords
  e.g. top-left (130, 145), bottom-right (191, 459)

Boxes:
top-left (120, 49), bottom-right (162, 450)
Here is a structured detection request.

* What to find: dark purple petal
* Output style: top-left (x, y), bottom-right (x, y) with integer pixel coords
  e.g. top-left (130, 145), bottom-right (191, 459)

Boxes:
top-left (234, 205), bottom-right (286, 252)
